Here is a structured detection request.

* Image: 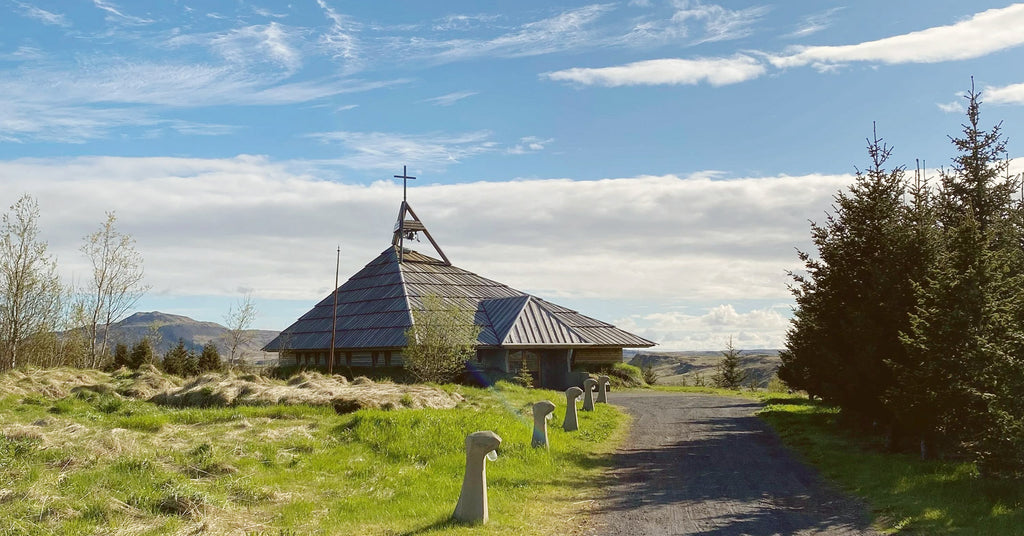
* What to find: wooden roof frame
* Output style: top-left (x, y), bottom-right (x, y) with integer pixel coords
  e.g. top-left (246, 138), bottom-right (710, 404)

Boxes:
top-left (392, 201), bottom-right (451, 265)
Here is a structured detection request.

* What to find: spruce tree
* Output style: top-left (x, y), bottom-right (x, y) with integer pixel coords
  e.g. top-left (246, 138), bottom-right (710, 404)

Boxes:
top-left (198, 342), bottom-right (222, 373)
top-left (780, 127), bottom-right (926, 425)
top-left (112, 343), bottom-right (130, 369)
top-left (714, 337), bottom-right (748, 389)
top-left (129, 338), bottom-right (155, 369)
top-left (162, 339), bottom-right (189, 376)
top-left (896, 86), bottom-right (1024, 475)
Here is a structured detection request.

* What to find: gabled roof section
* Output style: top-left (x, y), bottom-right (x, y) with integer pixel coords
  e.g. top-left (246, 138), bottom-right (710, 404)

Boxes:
top-left (482, 296), bottom-right (589, 347)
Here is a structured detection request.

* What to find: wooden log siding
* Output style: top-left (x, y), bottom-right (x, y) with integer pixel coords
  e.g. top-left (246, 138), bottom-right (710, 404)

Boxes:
top-left (572, 347), bottom-right (624, 364)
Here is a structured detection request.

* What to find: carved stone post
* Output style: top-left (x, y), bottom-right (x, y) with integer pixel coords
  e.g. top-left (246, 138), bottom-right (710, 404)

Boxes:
top-left (532, 400), bottom-right (556, 448)
top-left (563, 386), bottom-right (584, 432)
top-left (454, 431), bottom-right (502, 524)
top-left (582, 377), bottom-right (597, 411)
top-left (597, 375), bottom-right (611, 403)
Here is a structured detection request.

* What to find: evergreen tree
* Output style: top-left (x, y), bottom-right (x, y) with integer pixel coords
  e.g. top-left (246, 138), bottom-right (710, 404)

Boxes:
top-left (198, 342), bottom-right (222, 373)
top-left (162, 339), bottom-right (189, 376)
top-left (780, 127), bottom-right (927, 425)
top-left (183, 348), bottom-right (200, 377)
top-left (896, 86), bottom-right (1024, 475)
top-left (129, 338), bottom-right (155, 369)
top-left (714, 337), bottom-right (748, 389)
top-left (111, 343), bottom-right (130, 369)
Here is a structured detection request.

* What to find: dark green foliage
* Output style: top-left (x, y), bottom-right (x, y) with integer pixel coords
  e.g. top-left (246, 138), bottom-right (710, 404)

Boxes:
top-left (112, 343), bottom-right (130, 369)
top-left (198, 342), bottom-right (221, 373)
top-left (714, 338), bottom-right (748, 389)
top-left (129, 338), bottom-right (155, 369)
top-left (894, 85), bottom-right (1024, 476)
top-left (641, 365), bottom-right (659, 385)
top-left (780, 126), bottom-right (926, 425)
top-left (162, 339), bottom-right (190, 377)
top-left (512, 358), bottom-right (533, 388)
top-left (784, 85), bottom-right (1024, 475)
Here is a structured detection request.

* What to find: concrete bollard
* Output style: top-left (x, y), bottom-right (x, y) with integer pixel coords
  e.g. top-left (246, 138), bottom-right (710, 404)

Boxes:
top-left (454, 430), bottom-right (502, 524)
top-left (597, 375), bottom-right (611, 404)
top-left (563, 386), bottom-right (584, 432)
top-left (582, 377), bottom-right (597, 411)
top-left (532, 400), bottom-right (556, 448)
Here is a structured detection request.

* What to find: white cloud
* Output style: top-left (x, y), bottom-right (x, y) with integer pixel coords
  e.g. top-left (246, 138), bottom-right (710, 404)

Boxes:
top-left (395, 4), bottom-right (615, 63)
top-left (432, 14), bottom-right (501, 32)
top-left (92, 0), bottom-right (153, 25)
top-left (937, 100), bottom-right (965, 114)
top-left (0, 156), bottom-right (853, 344)
top-left (985, 82), bottom-right (1024, 105)
top-left (785, 7), bottom-right (843, 39)
top-left (306, 130), bottom-right (498, 170)
top-left (544, 54), bottom-right (765, 87)
top-left (768, 4), bottom-right (1024, 70)
top-left (421, 90), bottom-right (479, 106)
top-left (14, 1), bottom-right (69, 27)
top-left (507, 136), bottom-right (553, 154)
top-left (316, 0), bottom-right (361, 70)
top-left (167, 23), bottom-right (303, 73)
top-left (670, 0), bottom-right (770, 44)
top-left (616, 305), bottom-right (791, 350)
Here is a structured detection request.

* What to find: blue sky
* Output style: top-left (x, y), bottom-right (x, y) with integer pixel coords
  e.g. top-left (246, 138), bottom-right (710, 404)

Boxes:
top-left (2, 1), bottom-right (1024, 349)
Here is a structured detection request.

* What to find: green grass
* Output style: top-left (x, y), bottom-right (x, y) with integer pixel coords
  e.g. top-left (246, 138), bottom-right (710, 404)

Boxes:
top-left (758, 393), bottom-right (1024, 535)
top-left (0, 379), bottom-right (627, 535)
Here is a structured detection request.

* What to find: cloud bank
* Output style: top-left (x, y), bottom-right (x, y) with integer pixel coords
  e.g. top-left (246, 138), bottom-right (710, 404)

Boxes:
top-left (0, 155), bottom-right (854, 349)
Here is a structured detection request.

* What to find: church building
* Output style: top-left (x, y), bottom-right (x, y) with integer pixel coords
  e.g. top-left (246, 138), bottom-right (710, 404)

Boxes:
top-left (263, 180), bottom-right (655, 389)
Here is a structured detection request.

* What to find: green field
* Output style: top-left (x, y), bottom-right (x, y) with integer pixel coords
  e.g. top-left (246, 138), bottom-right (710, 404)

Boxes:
top-left (759, 394), bottom-right (1024, 535)
top-left (0, 379), bottom-right (627, 535)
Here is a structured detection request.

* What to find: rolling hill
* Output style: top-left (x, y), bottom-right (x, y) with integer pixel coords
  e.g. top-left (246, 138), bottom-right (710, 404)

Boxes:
top-left (104, 311), bottom-right (279, 365)
top-left (627, 349), bottom-right (782, 387)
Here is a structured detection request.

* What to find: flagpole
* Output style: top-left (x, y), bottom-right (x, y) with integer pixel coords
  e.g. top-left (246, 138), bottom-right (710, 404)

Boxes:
top-left (329, 245), bottom-right (339, 375)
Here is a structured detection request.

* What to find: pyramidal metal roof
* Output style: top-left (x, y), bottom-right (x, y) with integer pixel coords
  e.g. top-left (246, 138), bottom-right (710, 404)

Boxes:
top-left (263, 204), bottom-right (655, 352)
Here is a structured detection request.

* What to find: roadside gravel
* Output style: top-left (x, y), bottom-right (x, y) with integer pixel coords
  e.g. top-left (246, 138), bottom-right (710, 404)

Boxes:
top-left (579, 392), bottom-right (881, 536)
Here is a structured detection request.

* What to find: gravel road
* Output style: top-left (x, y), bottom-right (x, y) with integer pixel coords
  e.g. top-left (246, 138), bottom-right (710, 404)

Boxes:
top-left (580, 392), bottom-right (881, 536)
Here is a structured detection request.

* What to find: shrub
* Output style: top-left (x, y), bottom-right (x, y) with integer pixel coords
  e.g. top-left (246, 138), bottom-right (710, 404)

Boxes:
top-left (641, 365), bottom-right (659, 385)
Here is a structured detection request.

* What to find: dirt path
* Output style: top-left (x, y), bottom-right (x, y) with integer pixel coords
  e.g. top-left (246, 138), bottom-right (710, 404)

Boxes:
top-left (580, 392), bottom-right (880, 536)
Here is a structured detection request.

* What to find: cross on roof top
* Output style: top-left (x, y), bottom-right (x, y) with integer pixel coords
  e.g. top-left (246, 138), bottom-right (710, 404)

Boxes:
top-left (393, 165), bottom-right (416, 204)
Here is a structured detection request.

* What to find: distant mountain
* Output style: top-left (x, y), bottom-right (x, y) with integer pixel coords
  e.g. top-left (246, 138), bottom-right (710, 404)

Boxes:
top-left (106, 311), bottom-right (280, 365)
top-left (628, 350), bottom-right (781, 387)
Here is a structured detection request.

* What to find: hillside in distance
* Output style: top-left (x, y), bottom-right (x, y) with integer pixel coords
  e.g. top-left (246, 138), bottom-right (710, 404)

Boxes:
top-left (627, 349), bottom-right (782, 387)
top-left (106, 311), bottom-right (279, 365)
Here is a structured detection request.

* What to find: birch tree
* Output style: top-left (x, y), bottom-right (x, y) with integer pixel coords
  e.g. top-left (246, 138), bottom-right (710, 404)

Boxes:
top-left (0, 194), bottom-right (62, 370)
top-left (80, 212), bottom-right (149, 368)
top-left (223, 294), bottom-right (257, 367)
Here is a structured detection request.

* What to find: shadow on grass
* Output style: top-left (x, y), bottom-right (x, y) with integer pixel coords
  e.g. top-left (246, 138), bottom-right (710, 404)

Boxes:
top-left (396, 515), bottom-right (462, 535)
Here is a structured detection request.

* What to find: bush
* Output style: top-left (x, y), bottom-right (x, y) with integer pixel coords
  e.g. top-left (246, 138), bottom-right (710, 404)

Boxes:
top-left (641, 365), bottom-right (659, 385)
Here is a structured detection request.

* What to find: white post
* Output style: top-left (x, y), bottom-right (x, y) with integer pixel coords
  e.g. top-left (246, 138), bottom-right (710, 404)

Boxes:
top-left (454, 430), bottom-right (502, 524)
top-left (563, 386), bottom-right (583, 431)
top-left (582, 378), bottom-right (597, 411)
top-left (597, 375), bottom-right (610, 403)
top-left (532, 400), bottom-right (556, 448)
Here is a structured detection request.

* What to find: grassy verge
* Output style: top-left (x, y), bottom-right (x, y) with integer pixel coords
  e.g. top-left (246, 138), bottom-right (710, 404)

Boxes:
top-left (0, 381), bottom-right (627, 535)
top-left (649, 384), bottom-right (759, 398)
top-left (758, 394), bottom-right (1024, 535)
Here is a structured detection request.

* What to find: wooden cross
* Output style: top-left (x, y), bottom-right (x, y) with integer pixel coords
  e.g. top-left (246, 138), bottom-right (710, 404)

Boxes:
top-left (394, 165), bottom-right (416, 204)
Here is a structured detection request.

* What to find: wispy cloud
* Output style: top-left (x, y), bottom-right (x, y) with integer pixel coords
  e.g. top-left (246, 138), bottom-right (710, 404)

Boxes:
top-left (545, 54), bottom-right (765, 87)
top-left (92, 0), bottom-right (153, 25)
top-left (785, 7), bottom-right (843, 39)
top-left (316, 0), bottom-right (360, 70)
top-left (937, 100), bottom-right (965, 114)
top-left (395, 4), bottom-right (616, 63)
top-left (985, 82), bottom-right (1024, 105)
top-left (421, 90), bottom-right (479, 106)
top-left (432, 13), bottom-right (501, 32)
top-left (767, 4), bottom-right (1024, 69)
top-left (14, 1), bottom-right (69, 27)
top-left (670, 0), bottom-right (770, 44)
top-left (307, 130), bottom-right (498, 170)
top-left (507, 136), bottom-right (553, 154)
top-left (166, 23), bottom-right (303, 73)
